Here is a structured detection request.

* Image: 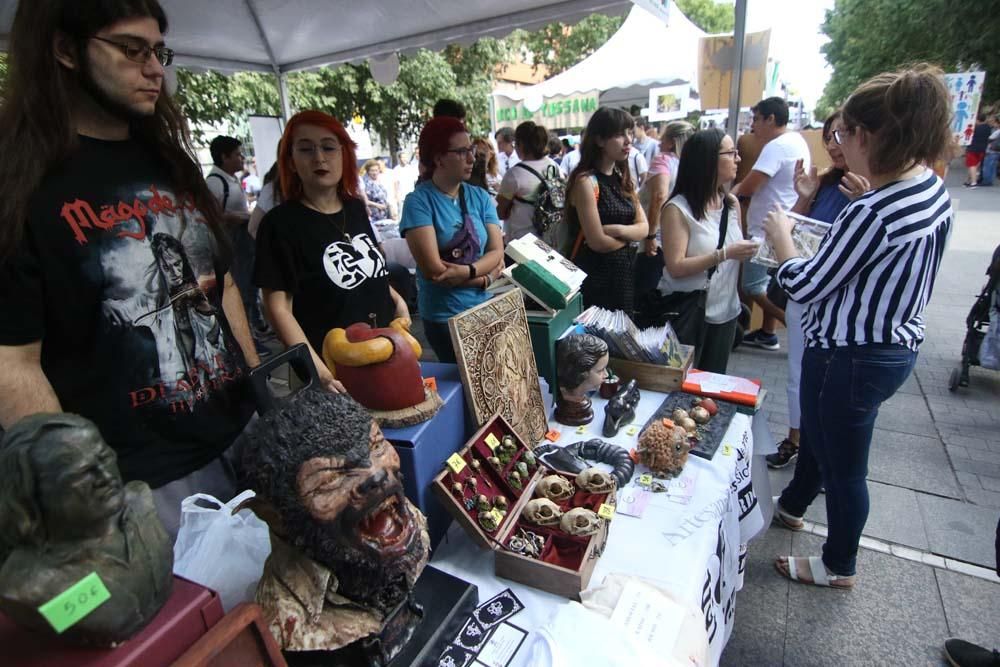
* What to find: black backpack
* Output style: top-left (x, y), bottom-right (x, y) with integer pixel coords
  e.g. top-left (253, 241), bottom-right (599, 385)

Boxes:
top-left (513, 162), bottom-right (566, 235)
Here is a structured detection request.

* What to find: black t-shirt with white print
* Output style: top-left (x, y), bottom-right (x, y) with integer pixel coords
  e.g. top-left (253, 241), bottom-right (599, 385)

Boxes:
top-left (253, 198), bottom-right (394, 353)
top-left (0, 136), bottom-right (255, 488)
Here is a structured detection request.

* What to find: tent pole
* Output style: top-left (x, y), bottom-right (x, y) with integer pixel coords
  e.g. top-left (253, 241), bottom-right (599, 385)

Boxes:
top-left (277, 70), bottom-right (292, 123)
top-left (726, 0), bottom-right (748, 139)
top-left (489, 95), bottom-right (497, 137)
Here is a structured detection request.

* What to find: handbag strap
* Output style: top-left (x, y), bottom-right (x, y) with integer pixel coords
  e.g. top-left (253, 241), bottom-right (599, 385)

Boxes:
top-left (706, 196), bottom-right (731, 283)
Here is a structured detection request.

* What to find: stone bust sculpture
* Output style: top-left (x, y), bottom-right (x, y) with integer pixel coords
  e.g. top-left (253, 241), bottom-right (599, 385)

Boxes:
top-left (554, 334), bottom-right (610, 426)
top-left (0, 413), bottom-right (173, 646)
top-left (241, 388), bottom-right (430, 657)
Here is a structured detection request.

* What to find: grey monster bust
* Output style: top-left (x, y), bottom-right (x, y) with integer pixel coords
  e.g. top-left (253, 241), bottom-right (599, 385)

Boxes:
top-left (0, 413), bottom-right (173, 646)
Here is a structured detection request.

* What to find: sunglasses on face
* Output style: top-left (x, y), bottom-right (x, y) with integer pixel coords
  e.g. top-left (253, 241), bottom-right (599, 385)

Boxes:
top-left (90, 35), bottom-right (174, 67)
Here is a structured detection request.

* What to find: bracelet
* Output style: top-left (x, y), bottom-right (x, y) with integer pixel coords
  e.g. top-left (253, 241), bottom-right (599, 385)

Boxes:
top-left (645, 234), bottom-right (657, 240)
top-left (469, 263), bottom-right (477, 279)
top-left (722, 246), bottom-right (727, 261)
top-left (714, 249), bottom-right (722, 265)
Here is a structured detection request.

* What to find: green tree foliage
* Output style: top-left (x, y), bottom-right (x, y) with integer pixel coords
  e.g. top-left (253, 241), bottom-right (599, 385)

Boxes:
top-left (516, 14), bottom-right (625, 76)
top-left (174, 39), bottom-right (512, 154)
top-left (818, 0), bottom-right (999, 114)
top-left (674, 0), bottom-right (735, 33)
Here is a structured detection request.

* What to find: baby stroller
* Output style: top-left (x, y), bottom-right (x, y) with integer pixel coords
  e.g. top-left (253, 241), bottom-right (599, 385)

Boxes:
top-left (949, 244), bottom-right (1000, 391)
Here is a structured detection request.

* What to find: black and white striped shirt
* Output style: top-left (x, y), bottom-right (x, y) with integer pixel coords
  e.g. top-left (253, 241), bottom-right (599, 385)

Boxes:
top-left (776, 168), bottom-right (952, 351)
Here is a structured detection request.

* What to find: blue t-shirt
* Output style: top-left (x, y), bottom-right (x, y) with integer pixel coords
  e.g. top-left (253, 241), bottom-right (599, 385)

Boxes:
top-left (399, 181), bottom-right (500, 322)
top-left (809, 182), bottom-right (850, 224)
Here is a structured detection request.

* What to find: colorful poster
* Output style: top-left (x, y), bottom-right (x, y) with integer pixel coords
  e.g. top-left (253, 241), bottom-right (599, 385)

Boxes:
top-left (944, 71), bottom-right (986, 146)
top-left (648, 83), bottom-right (692, 121)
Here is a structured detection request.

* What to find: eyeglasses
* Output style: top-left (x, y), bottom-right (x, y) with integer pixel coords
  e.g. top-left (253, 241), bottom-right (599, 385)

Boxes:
top-left (90, 36), bottom-right (174, 67)
top-left (445, 147), bottom-right (477, 159)
top-left (832, 128), bottom-right (853, 145)
top-left (294, 143), bottom-right (342, 157)
top-left (718, 149), bottom-right (739, 158)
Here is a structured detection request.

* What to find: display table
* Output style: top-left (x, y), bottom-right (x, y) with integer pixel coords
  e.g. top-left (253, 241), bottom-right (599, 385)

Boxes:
top-left (385, 361), bottom-right (471, 547)
top-left (430, 388), bottom-right (768, 666)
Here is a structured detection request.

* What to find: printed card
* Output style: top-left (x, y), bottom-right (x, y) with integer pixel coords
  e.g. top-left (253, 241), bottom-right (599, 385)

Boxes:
top-left (473, 589), bottom-right (524, 630)
top-left (474, 622), bottom-right (528, 667)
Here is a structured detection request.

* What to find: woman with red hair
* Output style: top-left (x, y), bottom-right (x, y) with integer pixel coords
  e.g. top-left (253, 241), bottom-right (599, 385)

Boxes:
top-left (399, 116), bottom-right (504, 362)
top-left (254, 110), bottom-right (409, 391)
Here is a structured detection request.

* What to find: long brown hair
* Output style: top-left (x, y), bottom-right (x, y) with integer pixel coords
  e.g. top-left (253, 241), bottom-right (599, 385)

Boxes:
top-left (0, 0), bottom-right (227, 265)
top-left (566, 107), bottom-right (637, 203)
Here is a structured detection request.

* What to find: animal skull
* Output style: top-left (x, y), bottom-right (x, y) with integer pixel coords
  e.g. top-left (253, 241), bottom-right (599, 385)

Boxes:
top-left (575, 467), bottom-right (616, 494)
top-left (535, 475), bottom-right (574, 502)
top-left (522, 498), bottom-right (563, 526)
top-left (560, 508), bottom-right (601, 536)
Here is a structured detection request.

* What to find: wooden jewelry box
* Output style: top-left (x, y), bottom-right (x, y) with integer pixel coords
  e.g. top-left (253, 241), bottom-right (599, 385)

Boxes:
top-left (432, 414), bottom-right (614, 600)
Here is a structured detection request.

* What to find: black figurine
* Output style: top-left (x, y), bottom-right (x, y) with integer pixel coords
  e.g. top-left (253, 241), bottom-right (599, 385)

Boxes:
top-left (602, 379), bottom-right (640, 438)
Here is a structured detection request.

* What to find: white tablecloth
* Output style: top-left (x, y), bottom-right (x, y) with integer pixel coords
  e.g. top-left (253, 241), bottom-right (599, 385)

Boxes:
top-left (430, 388), bottom-right (766, 666)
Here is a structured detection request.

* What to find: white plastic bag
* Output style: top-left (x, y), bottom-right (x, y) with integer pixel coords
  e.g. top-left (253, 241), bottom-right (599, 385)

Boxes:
top-left (173, 490), bottom-right (272, 611)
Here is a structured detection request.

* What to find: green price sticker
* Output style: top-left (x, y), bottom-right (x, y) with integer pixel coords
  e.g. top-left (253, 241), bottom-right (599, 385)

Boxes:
top-left (485, 433), bottom-right (501, 450)
top-left (446, 453), bottom-right (467, 474)
top-left (639, 474), bottom-right (653, 486)
top-left (38, 572), bottom-right (110, 634)
top-left (489, 508), bottom-right (504, 525)
top-left (597, 503), bottom-right (615, 520)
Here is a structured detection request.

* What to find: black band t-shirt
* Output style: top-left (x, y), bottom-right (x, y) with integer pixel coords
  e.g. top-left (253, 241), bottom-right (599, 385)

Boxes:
top-left (0, 137), bottom-right (255, 488)
top-left (253, 198), bottom-right (394, 352)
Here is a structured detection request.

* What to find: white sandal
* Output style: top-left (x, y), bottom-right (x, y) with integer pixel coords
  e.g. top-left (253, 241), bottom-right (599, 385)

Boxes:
top-left (776, 556), bottom-right (855, 589)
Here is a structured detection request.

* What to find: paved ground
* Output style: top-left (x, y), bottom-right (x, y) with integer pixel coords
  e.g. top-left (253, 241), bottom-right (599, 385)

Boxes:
top-left (721, 170), bottom-right (1000, 666)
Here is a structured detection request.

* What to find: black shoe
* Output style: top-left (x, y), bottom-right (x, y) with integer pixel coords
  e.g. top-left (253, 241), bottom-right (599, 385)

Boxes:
top-left (944, 639), bottom-right (1000, 667)
top-left (766, 439), bottom-right (799, 469)
top-left (743, 329), bottom-right (780, 350)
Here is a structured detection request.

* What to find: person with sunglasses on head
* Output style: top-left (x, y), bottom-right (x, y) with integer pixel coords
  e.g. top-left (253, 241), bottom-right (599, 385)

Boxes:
top-left (254, 111), bottom-right (410, 393)
top-left (0, 0), bottom-right (261, 539)
top-left (766, 110), bottom-right (871, 470)
top-left (399, 117), bottom-right (505, 363)
top-left (767, 65), bottom-right (954, 589)
top-left (565, 107), bottom-right (649, 316)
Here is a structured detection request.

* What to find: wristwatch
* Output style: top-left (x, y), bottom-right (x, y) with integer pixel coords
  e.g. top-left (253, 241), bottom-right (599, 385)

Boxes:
top-left (645, 234), bottom-right (657, 240)
top-left (469, 264), bottom-right (478, 279)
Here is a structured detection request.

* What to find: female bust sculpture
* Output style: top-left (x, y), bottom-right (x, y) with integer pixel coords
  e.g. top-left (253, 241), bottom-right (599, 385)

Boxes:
top-left (554, 334), bottom-right (610, 426)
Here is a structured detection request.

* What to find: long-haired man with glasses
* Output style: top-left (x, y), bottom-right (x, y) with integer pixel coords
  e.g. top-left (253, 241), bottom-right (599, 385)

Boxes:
top-left (0, 1), bottom-right (260, 539)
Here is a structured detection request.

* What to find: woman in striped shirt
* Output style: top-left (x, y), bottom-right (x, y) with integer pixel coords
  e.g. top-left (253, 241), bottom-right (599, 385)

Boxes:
top-left (766, 65), bottom-right (953, 589)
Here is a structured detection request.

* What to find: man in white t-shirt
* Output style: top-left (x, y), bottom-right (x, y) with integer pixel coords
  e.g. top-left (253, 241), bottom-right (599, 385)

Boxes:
top-left (731, 97), bottom-right (810, 351)
top-left (495, 127), bottom-right (520, 175)
top-left (627, 145), bottom-right (649, 189)
top-left (207, 136), bottom-right (269, 345)
top-left (560, 144), bottom-right (581, 178)
top-left (393, 150), bottom-right (419, 213)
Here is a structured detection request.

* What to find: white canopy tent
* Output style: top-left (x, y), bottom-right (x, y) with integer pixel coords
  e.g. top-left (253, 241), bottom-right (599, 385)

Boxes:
top-left (498, 4), bottom-right (705, 112)
top-left (0, 0), bottom-right (633, 117)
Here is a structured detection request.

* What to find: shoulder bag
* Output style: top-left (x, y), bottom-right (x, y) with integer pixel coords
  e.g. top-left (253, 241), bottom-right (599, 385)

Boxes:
top-left (634, 198), bottom-right (730, 350)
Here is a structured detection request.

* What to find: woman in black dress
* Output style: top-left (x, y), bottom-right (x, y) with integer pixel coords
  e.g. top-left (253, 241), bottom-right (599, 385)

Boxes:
top-left (565, 108), bottom-right (649, 314)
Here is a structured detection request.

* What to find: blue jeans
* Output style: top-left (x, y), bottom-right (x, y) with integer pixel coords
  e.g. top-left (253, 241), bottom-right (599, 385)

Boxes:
top-left (422, 319), bottom-right (457, 363)
top-left (981, 152), bottom-right (998, 185)
top-left (779, 344), bottom-right (916, 575)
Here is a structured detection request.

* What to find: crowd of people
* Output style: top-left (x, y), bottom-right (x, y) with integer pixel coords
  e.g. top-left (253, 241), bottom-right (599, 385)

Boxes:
top-left (0, 1), bottom-right (994, 663)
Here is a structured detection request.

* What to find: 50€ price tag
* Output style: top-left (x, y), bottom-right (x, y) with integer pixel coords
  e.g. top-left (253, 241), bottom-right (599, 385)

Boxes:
top-left (446, 453), bottom-right (466, 474)
top-left (38, 571), bottom-right (110, 634)
top-left (485, 433), bottom-right (500, 451)
top-left (597, 503), bottom-right (616, 520)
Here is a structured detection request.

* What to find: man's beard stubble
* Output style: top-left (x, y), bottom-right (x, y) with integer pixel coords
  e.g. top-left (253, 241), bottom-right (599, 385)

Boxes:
top-left (78, 56), bottom-right (154, 124)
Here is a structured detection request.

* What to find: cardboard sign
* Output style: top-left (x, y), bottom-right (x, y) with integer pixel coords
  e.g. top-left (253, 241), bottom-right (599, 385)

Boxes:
top-left (38, 572), bottom-right (111, 634)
